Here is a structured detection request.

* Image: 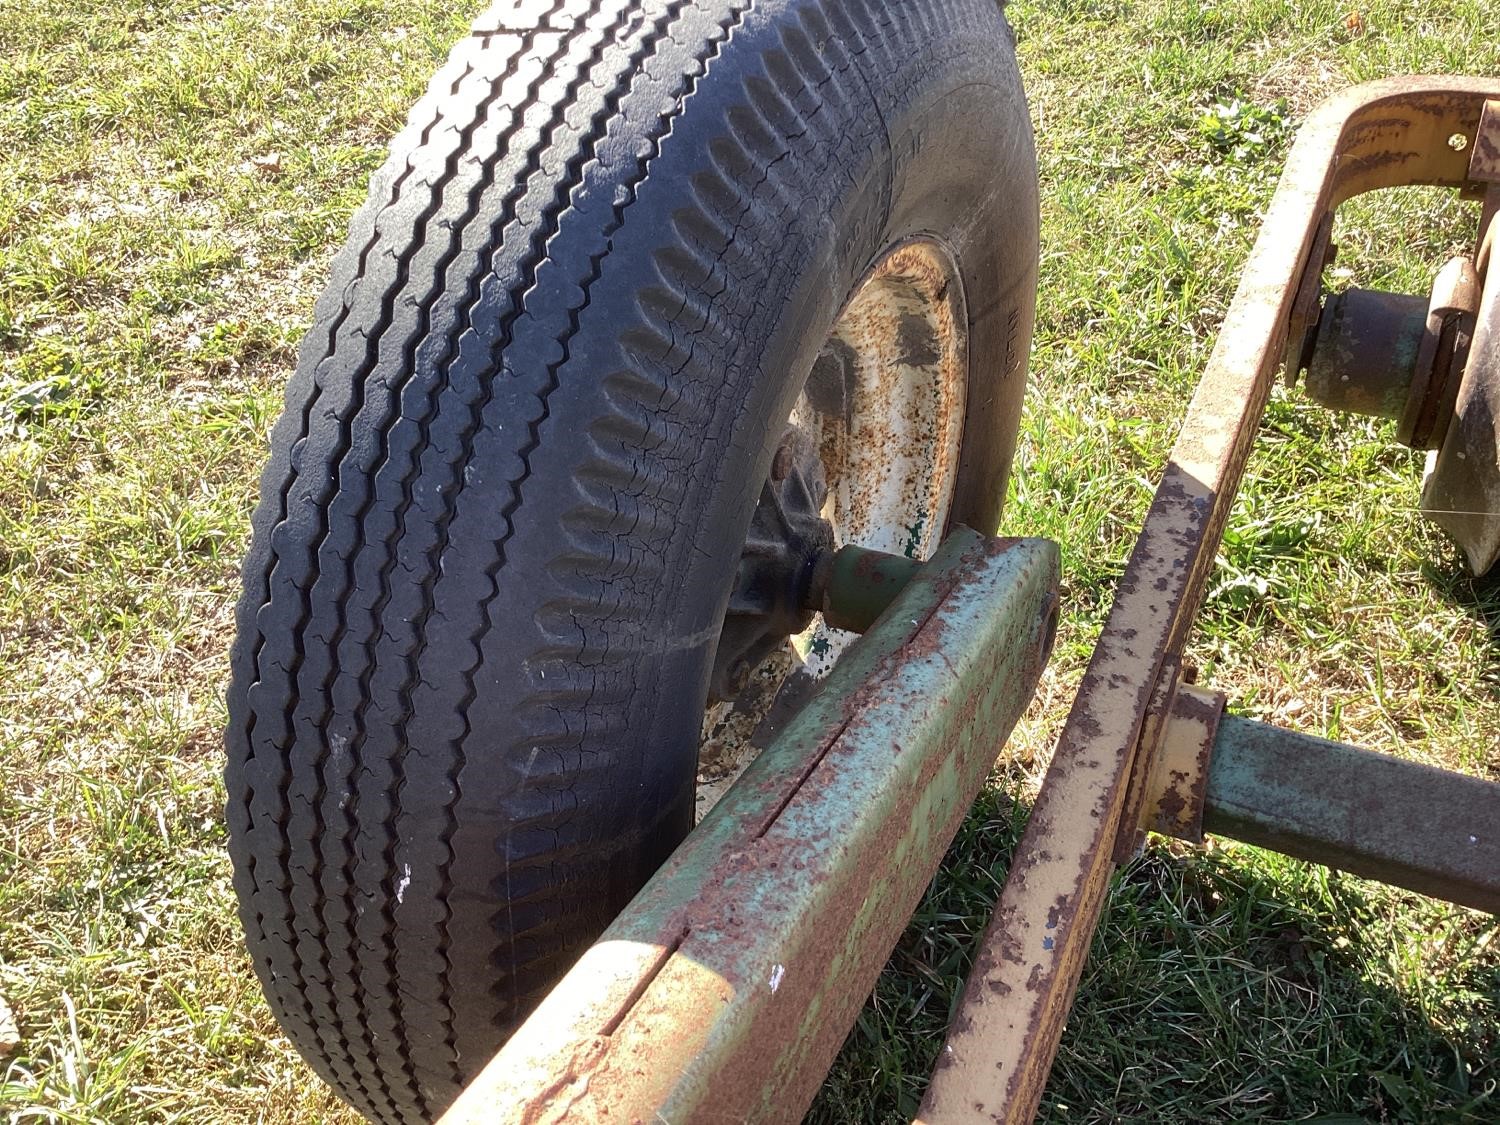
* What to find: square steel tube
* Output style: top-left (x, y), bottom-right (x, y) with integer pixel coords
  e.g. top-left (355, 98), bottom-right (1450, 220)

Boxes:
top-left (440, 528), bottom-right (1059, 1123)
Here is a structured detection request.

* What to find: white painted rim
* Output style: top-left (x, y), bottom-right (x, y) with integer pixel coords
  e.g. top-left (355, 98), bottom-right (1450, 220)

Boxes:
top-left (790, 238), bottom-right (969, 677)
top-left (696, 239), bottom-right (968, 819)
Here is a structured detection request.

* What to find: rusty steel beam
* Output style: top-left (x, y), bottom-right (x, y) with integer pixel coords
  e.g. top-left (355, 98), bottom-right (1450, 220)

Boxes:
top-left (918, 77), bottom-right (1500, 1125)
top-left (438, 529), bottom-right (1059, 1124)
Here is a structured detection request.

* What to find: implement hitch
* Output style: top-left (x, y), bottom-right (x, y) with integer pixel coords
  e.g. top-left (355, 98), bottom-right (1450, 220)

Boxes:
top-left (443, 78), bottom-right (1500, 1124)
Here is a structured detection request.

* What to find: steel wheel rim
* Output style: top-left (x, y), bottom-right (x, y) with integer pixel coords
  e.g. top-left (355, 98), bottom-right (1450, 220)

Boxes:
top-left (697, 238), bottom-right (969, 817)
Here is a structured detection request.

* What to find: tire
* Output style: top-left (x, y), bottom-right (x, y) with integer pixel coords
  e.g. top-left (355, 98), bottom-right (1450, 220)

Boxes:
top-left (224, 1), bottom-right (1038, 1121)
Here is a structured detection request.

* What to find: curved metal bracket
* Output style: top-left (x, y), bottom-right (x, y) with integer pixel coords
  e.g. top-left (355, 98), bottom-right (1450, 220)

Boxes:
top-left (919, 76), bottom-right (1500, 1125)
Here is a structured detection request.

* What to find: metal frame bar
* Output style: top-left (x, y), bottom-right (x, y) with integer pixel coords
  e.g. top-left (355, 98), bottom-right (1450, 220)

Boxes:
top-left (1198, 717), bottom-right (1500, 915)
top-left (1134, 683), bottom-right (1500, 913)
top-left (918, 76), bottom-right (1500, 1125)
top-left (439, 530), bottom-right (1059, 1123)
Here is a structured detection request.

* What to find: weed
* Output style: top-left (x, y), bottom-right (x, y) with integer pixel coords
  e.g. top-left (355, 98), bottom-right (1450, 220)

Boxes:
top-left (1198, 95), bottom-right (1294, 165)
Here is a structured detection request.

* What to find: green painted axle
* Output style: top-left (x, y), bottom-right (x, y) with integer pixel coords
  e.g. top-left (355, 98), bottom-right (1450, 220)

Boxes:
top-left (814, 543), bottom-right (924, 634)
top-left (1201, 716), bottom-right (1500, 914)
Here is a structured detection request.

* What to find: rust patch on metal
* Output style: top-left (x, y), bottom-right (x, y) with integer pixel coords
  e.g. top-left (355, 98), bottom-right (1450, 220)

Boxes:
top-left (1321, 83), bottom-right (1498, 206)
top-left (803, 238), bottom-right (967, 558)
top-left (1469, 99), bottom-right (1500, 182)
top-left (791, 237), bottom-right (970, 679)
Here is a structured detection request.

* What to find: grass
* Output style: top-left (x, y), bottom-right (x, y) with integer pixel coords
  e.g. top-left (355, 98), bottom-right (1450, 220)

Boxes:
top-left (0, 0), bottom-right (1496, 1122)
top-left (0, 3), bottom-right (472, 1120)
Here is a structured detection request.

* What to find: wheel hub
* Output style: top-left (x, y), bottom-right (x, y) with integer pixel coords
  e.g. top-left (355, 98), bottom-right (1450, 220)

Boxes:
top-left (709, 426), bottom-right (835, 702)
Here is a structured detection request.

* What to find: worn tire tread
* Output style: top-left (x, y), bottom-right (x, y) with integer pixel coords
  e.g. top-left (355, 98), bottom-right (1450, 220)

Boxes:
top-left (226, 1), bottom-right (1035, 1121)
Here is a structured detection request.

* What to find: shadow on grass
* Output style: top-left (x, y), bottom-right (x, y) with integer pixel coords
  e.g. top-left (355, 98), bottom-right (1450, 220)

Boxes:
top-left (1440, 560), bottom-right (1500, 642)
top-left (1422, 556), bottom-right (1500, 707)
top-left (809, 780), bottom-right (1500, 1124)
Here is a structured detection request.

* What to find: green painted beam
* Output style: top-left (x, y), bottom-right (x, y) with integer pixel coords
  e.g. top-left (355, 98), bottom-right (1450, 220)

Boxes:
top-left (441, 528), bottom-right (1060, 1123)
top-left (1203, 716), bottom-right (1500, 913)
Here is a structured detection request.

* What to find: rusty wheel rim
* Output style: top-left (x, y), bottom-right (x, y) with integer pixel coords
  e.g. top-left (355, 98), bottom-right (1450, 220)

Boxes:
top-left (790, 237), bottom-right (969, 678)
top-left (697, 239), bottom-right (968, 818)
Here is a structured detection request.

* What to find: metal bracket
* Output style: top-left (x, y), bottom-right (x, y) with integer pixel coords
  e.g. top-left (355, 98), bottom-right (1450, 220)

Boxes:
top-left (1283, 213), bottom-right (1336, 382)
top-left (1140, 685), bottom-right (1226, 845)
top-left (919, 77), bottom-right (1500, 1125)
top-left (1110, 657), bottom-right (1182, 864)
